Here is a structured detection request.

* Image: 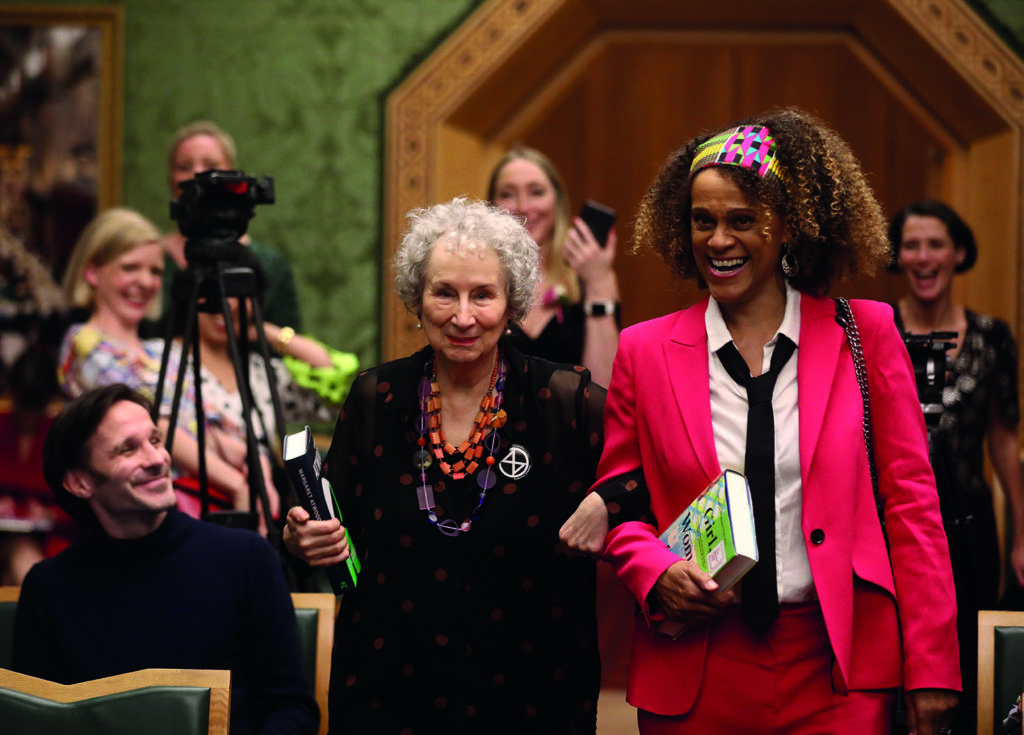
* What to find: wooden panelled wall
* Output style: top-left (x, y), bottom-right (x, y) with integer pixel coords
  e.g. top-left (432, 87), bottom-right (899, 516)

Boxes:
top-left (385, 0), bottom-right (1024, 364)
top-left (479, 35), bottom-right (951, 326)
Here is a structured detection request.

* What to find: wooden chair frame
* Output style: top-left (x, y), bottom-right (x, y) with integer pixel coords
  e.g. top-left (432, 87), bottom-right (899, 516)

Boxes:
top-left (291, 592), bottom-right (336, 735)
top-left (0, 585), bottom-right (19, 670)
top-left (978, 610), bottom-right (1024, 735)
top-left (1, 587), bottom-right (333, 732)
top-left (0, 667), bottom-right (231, 735)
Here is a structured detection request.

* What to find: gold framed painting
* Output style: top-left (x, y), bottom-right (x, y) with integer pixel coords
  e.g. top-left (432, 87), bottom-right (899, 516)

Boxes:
top-left (0, 5), bottom-right (123, 283)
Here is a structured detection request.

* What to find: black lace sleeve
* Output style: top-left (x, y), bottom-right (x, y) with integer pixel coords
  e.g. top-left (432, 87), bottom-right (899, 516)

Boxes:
top-left (543, 364), bottom-right (607, 485)
top-left (541, 361), bottom-right (655, 529)
top-left (989, 316), bottom-right (1020, 429)
top-left (322, 368), bottom-right (379, 549)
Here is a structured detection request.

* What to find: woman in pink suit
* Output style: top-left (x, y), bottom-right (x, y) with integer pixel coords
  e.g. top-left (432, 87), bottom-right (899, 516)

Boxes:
top-left (577, 109), bottom-right (960, 734)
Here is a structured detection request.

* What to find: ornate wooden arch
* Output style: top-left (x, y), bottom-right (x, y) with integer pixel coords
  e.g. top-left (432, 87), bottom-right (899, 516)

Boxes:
top-left (384, 0), bottom-right (1024, 362)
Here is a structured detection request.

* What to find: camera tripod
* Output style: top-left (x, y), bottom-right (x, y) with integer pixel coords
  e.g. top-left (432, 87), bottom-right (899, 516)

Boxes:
top-left (152, 240), bottom-right (289, 541)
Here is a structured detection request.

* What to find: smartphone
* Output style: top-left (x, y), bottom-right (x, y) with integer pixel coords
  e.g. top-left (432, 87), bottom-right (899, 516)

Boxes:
top-left (578, 200), bottom-right (617, 248)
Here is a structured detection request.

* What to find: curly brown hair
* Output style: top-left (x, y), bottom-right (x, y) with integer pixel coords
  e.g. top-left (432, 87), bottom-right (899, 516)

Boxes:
top-left (633, 107), bottom-right (890, 295)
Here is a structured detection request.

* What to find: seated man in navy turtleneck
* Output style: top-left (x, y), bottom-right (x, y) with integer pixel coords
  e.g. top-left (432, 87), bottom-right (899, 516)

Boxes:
top-left (12, 384), bottom-right (318, 735)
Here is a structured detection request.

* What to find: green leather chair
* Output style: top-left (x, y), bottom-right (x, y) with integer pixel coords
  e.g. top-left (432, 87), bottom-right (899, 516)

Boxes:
top-left (978, 610), bottom-right (1024, 734)
top-left (0, 586), bottom-right (18, 670)
top-left (0, 587), bottom-right (333, 733)
top-left (0, 667), bottom-right (230, 735)
top-left (291, 592), bottom-right (335, 735)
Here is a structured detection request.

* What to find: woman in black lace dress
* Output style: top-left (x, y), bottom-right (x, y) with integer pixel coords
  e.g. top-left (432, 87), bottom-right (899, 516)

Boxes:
top-left (890, 198), bottom-right (1024, 712)
top-left (283, 198), bottom-right (614, 734)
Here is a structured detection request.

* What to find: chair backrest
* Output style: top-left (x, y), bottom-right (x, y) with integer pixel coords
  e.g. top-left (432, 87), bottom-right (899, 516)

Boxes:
top-left (978, 610), bottom-right (1024, 735)
top-left (291, 592), bottom-right (335, 735)
top-left (0, 667), bottom-right (231, 735)
top-left (0, 586), bottom-right (19, 670)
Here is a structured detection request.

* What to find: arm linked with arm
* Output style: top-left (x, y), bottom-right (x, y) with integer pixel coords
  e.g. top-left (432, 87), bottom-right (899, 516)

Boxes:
top-left (586, 329), bottom-right (688, 621)
top-left (559, 332), bottom-right (653, 553)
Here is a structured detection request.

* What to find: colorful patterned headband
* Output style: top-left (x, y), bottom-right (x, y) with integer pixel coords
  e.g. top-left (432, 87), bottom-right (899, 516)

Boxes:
top-left (689, 125), bottom-right (785, 184)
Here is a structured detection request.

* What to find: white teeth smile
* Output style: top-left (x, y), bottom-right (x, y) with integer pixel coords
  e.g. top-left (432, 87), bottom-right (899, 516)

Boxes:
top-left (710, 257), bottom-right (747, 272)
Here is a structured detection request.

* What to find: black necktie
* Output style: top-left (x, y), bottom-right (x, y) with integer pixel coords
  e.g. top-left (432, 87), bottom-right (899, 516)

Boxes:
top-left (716, 334), bottom-right (796, 633)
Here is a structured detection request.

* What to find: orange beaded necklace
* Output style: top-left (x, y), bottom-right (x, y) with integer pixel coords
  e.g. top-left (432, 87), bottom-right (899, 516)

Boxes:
top-left (414, 350), bottom-right (508, 536)
top-left (424, 351), bottom-right (505, 479)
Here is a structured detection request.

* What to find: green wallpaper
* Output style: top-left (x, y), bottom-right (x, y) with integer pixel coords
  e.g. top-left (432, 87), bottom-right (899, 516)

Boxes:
top-left (972, 0), bottom-right (1024, 54)
top-left (5, 0), bottom-right (1023, 366)
top-left (117, 0), bottom-right (482, 367)
top-left (5, 0), bottom-right (486, 364)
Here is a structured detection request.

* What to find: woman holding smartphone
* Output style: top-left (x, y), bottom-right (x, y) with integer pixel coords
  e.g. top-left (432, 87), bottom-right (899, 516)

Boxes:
top-left (487, 147), bottom-right (620, 387)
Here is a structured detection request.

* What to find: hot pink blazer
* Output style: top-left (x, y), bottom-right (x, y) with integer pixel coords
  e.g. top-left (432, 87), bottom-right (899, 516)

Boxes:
top-left (598, 294), bottom-right (961, 715)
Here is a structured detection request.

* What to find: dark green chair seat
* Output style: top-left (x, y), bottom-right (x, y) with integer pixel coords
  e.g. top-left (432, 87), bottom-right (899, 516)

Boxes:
top-left (0, 667), bottom-right (230, 735)
top-left (0, 588), bottom-right (331, 732)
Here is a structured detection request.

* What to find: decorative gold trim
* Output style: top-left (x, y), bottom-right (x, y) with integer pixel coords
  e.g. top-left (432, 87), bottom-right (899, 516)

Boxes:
top-left (891, 0), bottom-right (1024, 122)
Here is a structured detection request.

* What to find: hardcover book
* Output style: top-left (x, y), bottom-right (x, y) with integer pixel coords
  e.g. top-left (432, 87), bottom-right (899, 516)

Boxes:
top-left (282, 426), bottom-right (360, 593)
top-left (655, 469), bottom-right (757, 637)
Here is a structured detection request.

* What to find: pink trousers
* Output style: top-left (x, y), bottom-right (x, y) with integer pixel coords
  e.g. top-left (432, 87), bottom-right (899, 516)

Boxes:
top-left (637, 602), bottom-right (895, 735)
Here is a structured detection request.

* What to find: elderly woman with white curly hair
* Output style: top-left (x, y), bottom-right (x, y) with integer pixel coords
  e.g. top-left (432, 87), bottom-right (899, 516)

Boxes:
top-left (283, 197), bottom-right (621, 733)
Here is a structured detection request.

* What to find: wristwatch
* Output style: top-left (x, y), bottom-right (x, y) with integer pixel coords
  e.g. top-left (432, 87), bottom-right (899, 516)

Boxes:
top-left (583, 299), bottom-right (618, 317)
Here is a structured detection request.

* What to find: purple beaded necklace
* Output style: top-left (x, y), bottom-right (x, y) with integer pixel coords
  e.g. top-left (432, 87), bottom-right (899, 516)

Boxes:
top-left (414, 351), bottom-right (507, 536)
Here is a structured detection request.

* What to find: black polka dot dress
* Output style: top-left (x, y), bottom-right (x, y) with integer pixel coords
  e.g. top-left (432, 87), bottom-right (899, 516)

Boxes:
top-left (322, 341), bottom-right (605, 734)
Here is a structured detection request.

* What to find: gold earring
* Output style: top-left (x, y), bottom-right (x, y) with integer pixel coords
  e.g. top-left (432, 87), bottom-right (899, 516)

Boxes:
top-left (781, 244), bottom-right (798, 278)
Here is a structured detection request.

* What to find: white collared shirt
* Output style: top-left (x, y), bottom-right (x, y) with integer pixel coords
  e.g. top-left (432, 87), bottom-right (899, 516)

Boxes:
top-left (705, 282), bottom-right (815, 603)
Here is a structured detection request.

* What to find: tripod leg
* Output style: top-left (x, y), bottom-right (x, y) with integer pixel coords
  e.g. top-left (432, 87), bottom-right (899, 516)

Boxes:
top-left (249, 297), bottom-right (289, 452)
top-left (156, 272), bottom-right (200, 456)
top-left (244, 297), bottom-right (289, 548)
top-left (189, 313), bottom-right (212, 519)
top-left (217, 271), bottom-right (274, 534)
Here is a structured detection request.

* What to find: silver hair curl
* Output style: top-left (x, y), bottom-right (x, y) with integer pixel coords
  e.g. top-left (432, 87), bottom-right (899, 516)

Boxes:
top-left (393, 197), bottom-right (540, 323)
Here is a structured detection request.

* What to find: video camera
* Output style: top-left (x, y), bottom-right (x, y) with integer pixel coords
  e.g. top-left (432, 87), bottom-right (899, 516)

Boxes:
top-left (903, 331), bottom-right (957, 427)
top-left (170, 169), bottom-right (274, 264)
top-left (159, 168), bottom-right (278, 533)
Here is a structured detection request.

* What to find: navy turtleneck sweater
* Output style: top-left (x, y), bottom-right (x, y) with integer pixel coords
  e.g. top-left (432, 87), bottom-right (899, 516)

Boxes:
top-left (13, 510), bottom-right (318, 735)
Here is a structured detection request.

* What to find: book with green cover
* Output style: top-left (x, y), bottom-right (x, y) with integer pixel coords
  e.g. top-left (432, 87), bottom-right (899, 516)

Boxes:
top-left (655, 469), bottom-right (757, 637)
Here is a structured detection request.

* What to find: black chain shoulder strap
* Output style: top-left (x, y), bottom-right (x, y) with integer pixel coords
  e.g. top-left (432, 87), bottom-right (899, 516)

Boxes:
top-left (834, 298), bottom-right (905, 719)
top-left (834, 297), bottom-right (885, 535)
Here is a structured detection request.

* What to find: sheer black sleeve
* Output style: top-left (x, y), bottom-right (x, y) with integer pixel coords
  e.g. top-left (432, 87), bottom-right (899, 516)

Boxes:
top-left (989, 317), bottom-right (1020, 429)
